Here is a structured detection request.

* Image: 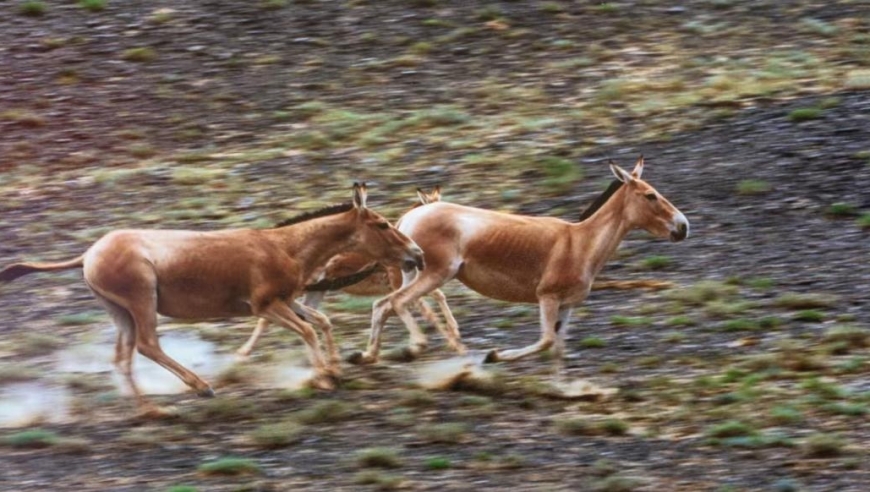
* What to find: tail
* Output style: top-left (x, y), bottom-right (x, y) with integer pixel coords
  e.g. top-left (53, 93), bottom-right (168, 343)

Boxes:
top-left (0, 256), bottom-right (85, 283)
top-left (304, 264), bottom-right (379, 292)
top-left (591, 279), bottom-right (674, 291)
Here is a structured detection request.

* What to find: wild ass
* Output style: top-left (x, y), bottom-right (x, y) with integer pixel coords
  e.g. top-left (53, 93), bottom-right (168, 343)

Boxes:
top-left (236, 186), bottom-right (455, 357)
top-left (0, 183), bottom-right (424, 415)
top-left (352, 157), bottom-right (689, 379)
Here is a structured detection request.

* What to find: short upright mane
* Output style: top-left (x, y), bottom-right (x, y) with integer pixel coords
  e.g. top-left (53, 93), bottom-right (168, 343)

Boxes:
top-left (578, 179), bottom-right (623, 222)
top-left (275, 202), bottom-right (354, 228)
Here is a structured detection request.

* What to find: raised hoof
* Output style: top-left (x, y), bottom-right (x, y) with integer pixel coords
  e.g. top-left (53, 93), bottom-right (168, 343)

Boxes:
top-left (346, 351), bottom-right (374, 365)
top-left (197, 387), bottom-right (216, 398)
top-left (383, 346), bottom-right (420, 363)
top-left (483, 349), bottom-right (500, 364)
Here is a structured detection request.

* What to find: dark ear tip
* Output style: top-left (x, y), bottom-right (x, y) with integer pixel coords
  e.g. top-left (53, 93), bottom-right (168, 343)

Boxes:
top-left (416, 187), bottom-right (424, 193)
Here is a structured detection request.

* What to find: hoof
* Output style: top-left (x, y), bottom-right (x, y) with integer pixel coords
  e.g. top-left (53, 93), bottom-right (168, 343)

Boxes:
top-left (483, 349), bottom-right (500, 364)
top-left (346, 351), bottom-right (375, 365)
top-left (310, 375), bottom-right (337, 391)
top-left (197, 387), bottom-right (216, 398)
top-left (383, 346), bottom-right (419, 362)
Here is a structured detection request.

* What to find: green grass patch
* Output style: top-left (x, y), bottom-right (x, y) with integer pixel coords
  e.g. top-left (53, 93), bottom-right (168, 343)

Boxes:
top-left (418, 422), bottom-right (468, 444)
top-left (773, 292), bottom-right (837, 310)
top-left (719, 319), bottom-right (758, 332)
top-left (610, 315), bottom-right (652, 327)
top-left (19, 1), bottom-right (47, 16)
top-left (788, 107), bottom-right (823, 122)
top-left (823, 325), bottom-right (869, 348)
top-left (122, 47), bottom-right (158, 63)
top-left (857, 213), bottom-right (870, 229)
top-left (198, 457), bottom-right (261, 476)
top-left (291, 400), bottom-right (356, 425)
top-left (15, 333), bottom-right (64, 356)
top-left (826, 202), bottom-right (858, 217)
top-left (56, 311), bottom-right (104, 326)
top-left (425, 456), bottom-right (452, 470)
top-left (248, 421), bottom-right (304, 449)
top-left (736, 179), bottom-right (771, 195)
top-left (579, 336), bottom-right (607, 348)
top-left (793, 310), bottom-right (825, 322)
top-left (666, 281), bottom-right (738, 305)
top-left (705, 420), bottom-right (757, 439)
top-left (353, 471), bottom-right (403, 490)
top-left (78, 0), bottom-right (107, 12)
top-left (801, 433), bottom-right (846, 458)
top-left (3, 429), bottom-right (60, 448)
top-left (356, 447), bottom-right (403, 469)
top-left (639, 255), bottom-right (671, 270)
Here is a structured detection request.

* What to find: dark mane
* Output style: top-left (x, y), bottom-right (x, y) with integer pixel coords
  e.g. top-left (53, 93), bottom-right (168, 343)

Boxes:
top-left (275, 202), bottom-right (355, 228)
top-left (578, 179), bottom-right (623, 222)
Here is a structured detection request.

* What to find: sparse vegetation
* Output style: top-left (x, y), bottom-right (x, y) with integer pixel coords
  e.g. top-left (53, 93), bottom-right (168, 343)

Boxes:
top-left (356, 447), bottom-right (403, 469)
top-left (197, 457), bottom-right (261, 476)
top-left (78, 0), bottom-right (107, 12)
top-left (19, 1), bottom-right (47, 17)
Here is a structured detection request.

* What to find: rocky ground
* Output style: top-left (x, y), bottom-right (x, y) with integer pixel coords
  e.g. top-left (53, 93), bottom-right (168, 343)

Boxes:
top-left (1, 1), bottom-right (869, 491)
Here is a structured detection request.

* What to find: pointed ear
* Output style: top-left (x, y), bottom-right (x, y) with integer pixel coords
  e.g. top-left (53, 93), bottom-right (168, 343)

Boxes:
top-left (609, 161), bottom-right (634, 184)
top-left (431, 185), bottom-right (441, 202)
top-left (631, 155), bottom-right (644, 179)
top-left (416, 187), bottom-right (428, 205)
top-left (352, 182), bottom-right (368, 209)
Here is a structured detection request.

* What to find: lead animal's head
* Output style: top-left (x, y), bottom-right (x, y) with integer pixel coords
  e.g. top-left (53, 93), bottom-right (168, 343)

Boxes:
top-left (350, 182), bottom-right (426, 271)
top-left (610, 156), bottom-right (689, 242)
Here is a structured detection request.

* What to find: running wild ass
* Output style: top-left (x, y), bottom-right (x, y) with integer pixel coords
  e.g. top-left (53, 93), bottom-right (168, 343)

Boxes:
top-left (352, 157), bottom-right (689, 379)
top-left (0, 183), bottom-right (424, 416)
top-left (236, 186), bottom-right (454, 357)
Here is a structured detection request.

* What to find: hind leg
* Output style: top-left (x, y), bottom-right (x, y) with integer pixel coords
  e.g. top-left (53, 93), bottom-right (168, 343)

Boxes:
top-left (290, 300), bottom-right (340, 377)
top-left (237, 318), bottom-right (269, 357)
top-left (93, 294), bottom-right (158, 414)
top-left (259, 300), bottom-right (334, 390)
top-left (428, 288), bottom-right (466, 354)
top-left (130, 304), bottom-right (215, 398)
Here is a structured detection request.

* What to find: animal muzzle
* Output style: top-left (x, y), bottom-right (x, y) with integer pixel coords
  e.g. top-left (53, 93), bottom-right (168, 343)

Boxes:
top-left (670, 213), bottom-right (690, 242)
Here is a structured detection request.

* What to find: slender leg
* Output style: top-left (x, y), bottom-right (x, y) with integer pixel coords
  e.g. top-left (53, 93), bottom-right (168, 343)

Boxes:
top-left (290, 300), bottom-right (340, 376)
top-left (486, 297), bottom-right (562, 363)
top-left (130, 303), bottom-right (215, 398)
top-left (237, 318), bottom-right (269, 357)
top-left (94, 294), bottom-right (159, 414)
top-left (258, 300), bottom-right (334, 389)
top-left (428, 288), bottom-right (467, 354)
top-left (355, 270), bottom-right (450, 363)
top-left (550, 307), bottom-right (573, 383)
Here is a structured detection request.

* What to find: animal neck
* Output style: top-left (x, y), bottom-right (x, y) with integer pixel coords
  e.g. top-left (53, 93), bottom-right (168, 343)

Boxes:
top-left (571, 185), bottom-right (634, 277)
top-left (270, 213), bottom-right (360, 281)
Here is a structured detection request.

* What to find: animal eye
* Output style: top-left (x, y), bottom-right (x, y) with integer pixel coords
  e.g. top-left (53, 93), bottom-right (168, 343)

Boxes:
top-left (645, 193), bottom-right (658, 201)
top-left (376, 222), bottom-right (390, 230)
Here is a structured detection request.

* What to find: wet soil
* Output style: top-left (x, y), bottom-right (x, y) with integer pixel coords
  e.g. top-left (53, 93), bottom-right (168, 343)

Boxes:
top-left (1, 1), bottom-right (869, 491)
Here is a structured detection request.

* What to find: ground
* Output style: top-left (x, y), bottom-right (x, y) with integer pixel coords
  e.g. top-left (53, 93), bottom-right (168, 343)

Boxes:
top-left (1, 1), bottom-right (870, 491)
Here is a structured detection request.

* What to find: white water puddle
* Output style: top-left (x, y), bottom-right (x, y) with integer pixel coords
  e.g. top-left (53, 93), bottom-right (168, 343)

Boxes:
top-left (57, 328), bottom-right (236, 395)
top-left (0, 383), bottom-right (72, 427)
top-left (0, 327), bottom-right (237, 427)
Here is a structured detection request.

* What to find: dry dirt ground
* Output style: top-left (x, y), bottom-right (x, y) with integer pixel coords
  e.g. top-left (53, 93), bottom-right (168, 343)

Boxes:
top-left (1, 1), bottom-right (870, 491)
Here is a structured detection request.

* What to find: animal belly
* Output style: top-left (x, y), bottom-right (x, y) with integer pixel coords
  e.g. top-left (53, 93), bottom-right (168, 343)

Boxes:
top-left (156, 283), bottom-right (253, 320)
top-left (456, 265), bottom-right (539, 304)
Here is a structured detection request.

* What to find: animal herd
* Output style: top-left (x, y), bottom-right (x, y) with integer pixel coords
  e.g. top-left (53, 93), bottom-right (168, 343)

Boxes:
top-left (0, 156), bottom-right (689, 416)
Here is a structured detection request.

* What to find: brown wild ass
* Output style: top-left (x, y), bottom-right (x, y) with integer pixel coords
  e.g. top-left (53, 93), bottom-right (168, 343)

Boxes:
top-left (0, 183), bottom-right (424, 415)
top-left (237, 185), bottom-right (675, 359)
top-left (352, 157), bottom-right (689, 379)
top-left (236, 186), bottom-right (454, 357)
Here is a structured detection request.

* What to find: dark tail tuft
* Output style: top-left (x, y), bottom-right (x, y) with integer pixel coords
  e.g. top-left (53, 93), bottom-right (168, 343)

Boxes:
top-left (0, 264), bottom-right (39, 283)
top-left (305, 265), bottom-right (379, 292)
